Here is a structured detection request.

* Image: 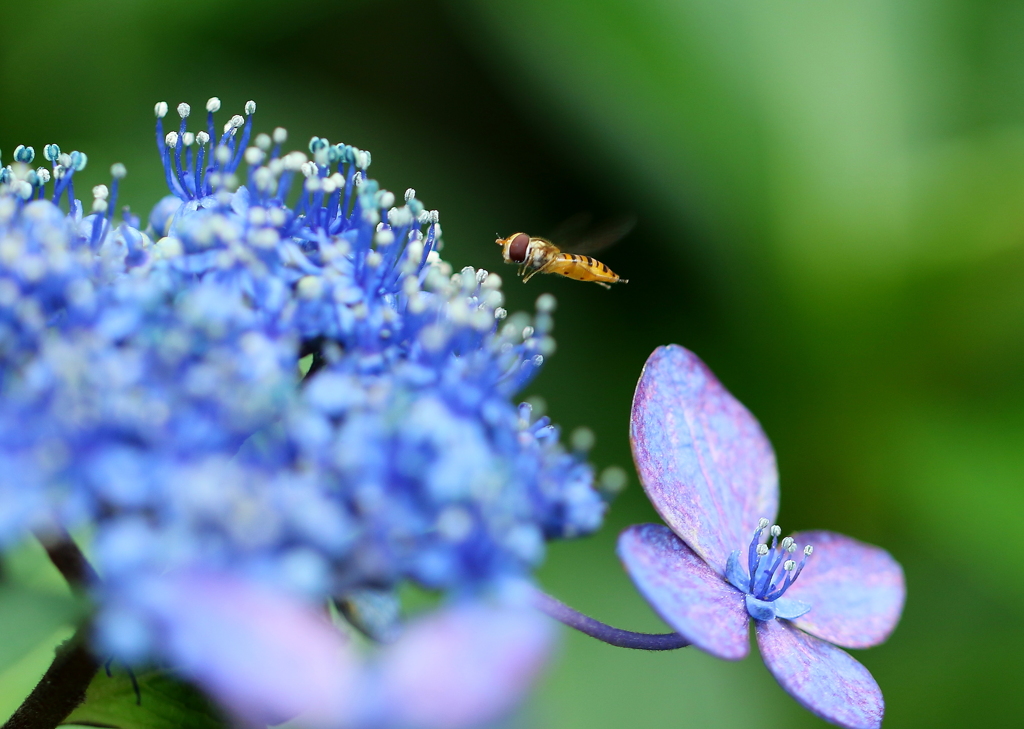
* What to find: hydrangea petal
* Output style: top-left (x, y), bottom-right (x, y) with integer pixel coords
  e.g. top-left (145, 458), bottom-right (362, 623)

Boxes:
top-left (785, 530), bottom-right (905, 649)
top-left (756, 619), bottom-right (884, 729)
top-left (617, 523), bottom-right (749, 660)
top-left (377, 602), bottom-right (554, 729)
top-left (630, 345), bottom-right (778, 574)
top-left (136, 572), bottom-right (355, 727)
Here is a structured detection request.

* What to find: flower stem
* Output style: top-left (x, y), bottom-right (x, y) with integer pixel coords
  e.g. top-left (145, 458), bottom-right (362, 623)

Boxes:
top-left (532, 590), bottom-right (690, 651)
top-left (2, 631), bottom-right (97, 729)
top-left (1, 531), bottom-right (100, 729)
top-left (34, 526), bottom-right (100, 592)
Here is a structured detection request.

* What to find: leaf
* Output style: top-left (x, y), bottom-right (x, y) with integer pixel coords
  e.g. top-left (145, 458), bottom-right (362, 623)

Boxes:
top-left (62, 668), bottom-right (229, 729)
top-left (0, 586), bottom-right (83, 674)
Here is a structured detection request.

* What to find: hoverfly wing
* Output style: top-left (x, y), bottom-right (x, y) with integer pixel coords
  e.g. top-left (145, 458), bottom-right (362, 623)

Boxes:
top-left (547, 212), bottom-right (594, 249)
top-left (553, 213), bottom-right (636, 256)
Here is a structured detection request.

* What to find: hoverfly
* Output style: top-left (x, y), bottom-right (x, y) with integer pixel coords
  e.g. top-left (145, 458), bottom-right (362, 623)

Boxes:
top-left (495, 214), bottom-right (633, 289)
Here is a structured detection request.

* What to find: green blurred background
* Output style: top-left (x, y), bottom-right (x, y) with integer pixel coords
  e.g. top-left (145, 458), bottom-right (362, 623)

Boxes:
top-left (1, 0), bottom-right (1021, 726)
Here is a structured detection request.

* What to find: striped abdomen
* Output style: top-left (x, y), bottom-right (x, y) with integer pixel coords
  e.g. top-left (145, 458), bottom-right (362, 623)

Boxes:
top-left (548, 253), bottom-right (626, 285)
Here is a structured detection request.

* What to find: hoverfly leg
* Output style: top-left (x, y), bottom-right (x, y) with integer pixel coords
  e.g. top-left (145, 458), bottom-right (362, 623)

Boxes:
top-left (522, 262), bottom-right (552, 284)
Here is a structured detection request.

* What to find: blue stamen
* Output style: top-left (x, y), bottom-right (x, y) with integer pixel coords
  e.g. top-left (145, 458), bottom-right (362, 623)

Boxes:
top-left (740, 521), bottom-right (813, 617)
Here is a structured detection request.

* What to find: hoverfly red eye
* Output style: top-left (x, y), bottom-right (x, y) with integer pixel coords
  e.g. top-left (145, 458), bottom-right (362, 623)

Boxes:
top-left (508, 233), bottom-right (530, 263)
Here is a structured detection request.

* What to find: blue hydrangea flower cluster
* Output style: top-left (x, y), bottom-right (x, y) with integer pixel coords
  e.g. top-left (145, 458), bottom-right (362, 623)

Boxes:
top-left (0, 98), bottom-right (607, 722)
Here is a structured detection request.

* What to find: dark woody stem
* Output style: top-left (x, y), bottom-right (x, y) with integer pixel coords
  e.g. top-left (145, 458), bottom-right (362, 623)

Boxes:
top-left (532, 590), bottom-right (690, 651)
top-left (34, 527), bottom-right (100, 592)
top-left (1, 530), bottom-right (101, 729)
top-left (2, 632), bottom-right (97, 729)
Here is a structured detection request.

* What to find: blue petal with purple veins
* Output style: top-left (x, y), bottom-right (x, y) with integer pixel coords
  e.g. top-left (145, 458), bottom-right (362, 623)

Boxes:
top-left (785, 531), bottom-right (906, 649)
top-left (617, 523), bottom-right (749, 660)
top-left (630, 345), bottom-right (779, 574)
top-left (756, 619), bottom-right (884, 729)
top-left (376, 602), bottom-right (554, 729)
top-left (133, 571), bottom-right (355, 728)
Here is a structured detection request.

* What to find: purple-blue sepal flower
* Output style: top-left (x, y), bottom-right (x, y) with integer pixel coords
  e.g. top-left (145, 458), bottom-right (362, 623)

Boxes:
top-left (97, 570), bottom-right (358, 727)
top-left (96, 569), bottom-right (553, 729)
top-left (619, 345), bottom-right (905, 729)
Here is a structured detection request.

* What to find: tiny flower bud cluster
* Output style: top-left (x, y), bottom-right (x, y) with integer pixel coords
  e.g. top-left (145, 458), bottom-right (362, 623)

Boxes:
top-left (0, 99), bottom-right (607, 694)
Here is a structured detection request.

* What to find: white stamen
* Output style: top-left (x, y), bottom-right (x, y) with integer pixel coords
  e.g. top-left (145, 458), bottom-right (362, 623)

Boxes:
top-left (272, 127), bottom-right (288, 144)
top-left (165, 132), bottom-right (179, 149)
top-left (758, 518), bottom-right (770, 529)
top-left (570, 427), bottom-right (595, 452)
top-left (784, 560), bottom-right (796, 571)
top-left (283, 151), bottom-right (307, 171)
top-left (155, 101), bottom-right (168, 119)
top-left (244, 100), bottom-right (256, 116)
top-left (536, 293), bottom-right (557, 313)
top-left (177, 102), bottom-right (191, 119)
top-left (804, 545), bottom-right (814, 556)
top-left (206, 97), bottom-right (222, 113)
top-left (296, 276), bottom-right (323, 299)
top-left (404, 188), bottom-right (416, 201)
top-left (196, 131), bottom-right (210, 146)
top-left (110, 163), bottom-right (127, 179)
top-left (215, 146), bottom-right (232, 165)
top-left (254, 133), bottom-right (271, 151)
top-left (92, 184), bottom-right (109, 200)
top-left (244, 147), bottom-right (264, 166)
top-left (182, 132), bottom-right (195, 147)
top-left (780, 537), bottom-right (794, 551)
top-left (756, 544), bottom-right (769, 556)
top-left (770, 525), bottom-right (782, 538)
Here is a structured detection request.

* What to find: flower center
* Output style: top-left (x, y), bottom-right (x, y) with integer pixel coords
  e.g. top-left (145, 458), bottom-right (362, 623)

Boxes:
top-left (726, 518), bottom-right (814, 621)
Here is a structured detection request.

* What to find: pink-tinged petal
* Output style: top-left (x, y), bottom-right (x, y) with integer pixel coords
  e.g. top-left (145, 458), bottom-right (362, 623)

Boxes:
top-left (141, 572), bottom-right (355, 727)
top-left (757, 620), bottom-right (884, 729)
top-left (378, 603), bottom-right (554, 729)
top-left (785, 531), bottom-right (905, 649)
top-left (630, 345), bottom-right (778, 574)
top-left (617, 523), bottom-right (749, 660)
